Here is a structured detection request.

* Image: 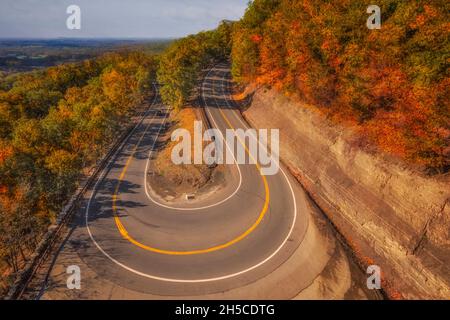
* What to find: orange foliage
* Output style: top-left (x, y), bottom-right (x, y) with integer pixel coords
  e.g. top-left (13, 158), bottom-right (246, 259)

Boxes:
top-left (0, 143), bottom-right (13, 165)
top-left (232, 0), bottom-right (450, 172)
top-left (250, 34), bottom-right (263, 43)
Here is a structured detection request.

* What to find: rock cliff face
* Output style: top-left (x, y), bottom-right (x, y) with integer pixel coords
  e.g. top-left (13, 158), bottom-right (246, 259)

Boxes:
top-left (242, 87), bottom-right (449, 299)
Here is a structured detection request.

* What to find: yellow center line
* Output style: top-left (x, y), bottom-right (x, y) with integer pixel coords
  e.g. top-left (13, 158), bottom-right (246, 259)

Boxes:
top-left (112, 87), bottom-right (270, 256)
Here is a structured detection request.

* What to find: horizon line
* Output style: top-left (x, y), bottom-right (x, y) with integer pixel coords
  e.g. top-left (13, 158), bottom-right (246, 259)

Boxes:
top-left (0, 37), bottom-right (177, 41)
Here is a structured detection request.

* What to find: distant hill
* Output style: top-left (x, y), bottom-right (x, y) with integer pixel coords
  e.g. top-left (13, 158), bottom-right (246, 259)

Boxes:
top-left (0, 38), bottom-right (172, 74)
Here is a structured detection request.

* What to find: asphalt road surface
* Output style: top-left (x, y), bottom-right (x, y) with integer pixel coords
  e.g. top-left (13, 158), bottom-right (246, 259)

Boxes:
top-left (31, 64), bottom-right (374, 299)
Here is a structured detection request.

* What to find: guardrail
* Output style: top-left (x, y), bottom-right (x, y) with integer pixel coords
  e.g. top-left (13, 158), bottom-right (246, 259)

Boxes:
top-left (4, 86), bottom-right (159, 300)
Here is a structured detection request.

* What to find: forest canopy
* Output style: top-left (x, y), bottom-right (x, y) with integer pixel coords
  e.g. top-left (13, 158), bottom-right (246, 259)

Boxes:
top-left (0, 51), bottom-right (157, 292)
top-left (157, 21), bottom-right (233, 110)
top-left (232, 0), bottom-right (450, 171)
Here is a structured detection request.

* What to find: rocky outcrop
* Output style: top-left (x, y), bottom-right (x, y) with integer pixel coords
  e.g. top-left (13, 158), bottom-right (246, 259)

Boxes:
top-left (242, 87), bottom-right (450, 299)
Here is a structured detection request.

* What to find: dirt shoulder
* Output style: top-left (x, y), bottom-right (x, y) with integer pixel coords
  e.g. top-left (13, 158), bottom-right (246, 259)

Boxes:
top-left (147, 107), bottom-right (226, 204)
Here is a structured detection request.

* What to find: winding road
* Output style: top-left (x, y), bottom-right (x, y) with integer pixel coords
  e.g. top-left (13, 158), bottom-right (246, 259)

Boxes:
top-left (33, 64), bottom-right (372, 299)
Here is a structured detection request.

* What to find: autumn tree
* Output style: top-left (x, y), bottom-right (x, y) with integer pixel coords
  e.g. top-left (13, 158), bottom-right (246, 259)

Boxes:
top-left (231, 0), bottom-right (449, 171)
top-left (0, 51), bottom-right (158, 294)
top-left (157, 21), bottom-right (235, 109)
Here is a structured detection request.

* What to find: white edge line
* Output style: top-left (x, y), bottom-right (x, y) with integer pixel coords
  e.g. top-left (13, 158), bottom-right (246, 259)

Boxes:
top-left (142, 68), bottom-right (243, 211)
top-left (86, 75), bottom-right (298, 283)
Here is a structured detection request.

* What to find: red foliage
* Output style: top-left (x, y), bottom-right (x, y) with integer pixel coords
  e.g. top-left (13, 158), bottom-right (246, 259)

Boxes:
top-left (232, 0), bottom-right (450, 171)
top-left (250, 34), bottom-right (263, 43)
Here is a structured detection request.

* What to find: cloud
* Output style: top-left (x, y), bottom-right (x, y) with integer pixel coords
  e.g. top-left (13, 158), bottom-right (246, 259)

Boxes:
top-left (0, 0), bottom-right (247, 38)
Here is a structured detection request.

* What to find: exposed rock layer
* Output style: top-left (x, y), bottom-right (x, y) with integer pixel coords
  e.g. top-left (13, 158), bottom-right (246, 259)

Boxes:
top-left (242, 87), bottom-right (450, 299)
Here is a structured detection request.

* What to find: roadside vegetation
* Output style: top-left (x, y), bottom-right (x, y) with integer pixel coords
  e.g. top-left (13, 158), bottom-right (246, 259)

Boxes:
top-left (157, 21), bottom-right (233, 110)
top-left (231, 0), bottom-right (449, 172)
top-left (150, 107), bottom-right (214, 199)
top-left (0, 51), bottom-right (157, 293)
top-left (152, 22), bottom-right (234, 201)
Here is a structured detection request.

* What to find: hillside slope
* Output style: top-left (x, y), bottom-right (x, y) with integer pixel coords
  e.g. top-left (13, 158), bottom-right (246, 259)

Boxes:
top-left (232, 0), bottom-right (449, 172)
top-left (240, 86), bottom-right (449, 299)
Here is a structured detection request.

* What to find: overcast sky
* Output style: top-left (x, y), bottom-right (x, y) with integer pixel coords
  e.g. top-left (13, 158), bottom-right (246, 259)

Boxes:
top-left (0, 0), bottom-right (248, 38)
